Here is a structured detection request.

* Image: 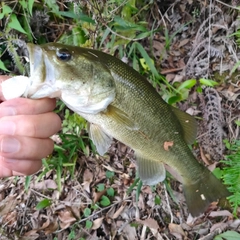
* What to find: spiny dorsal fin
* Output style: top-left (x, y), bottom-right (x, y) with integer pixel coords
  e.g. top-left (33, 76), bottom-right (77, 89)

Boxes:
top-left (136, 153), bottom-right (166, 185)
top-left (88, 123), bottom-right (112, 155)
top-left (171, 106), bottom-right (197, 144)
top-left (104, 105), bottom-right (139, 130)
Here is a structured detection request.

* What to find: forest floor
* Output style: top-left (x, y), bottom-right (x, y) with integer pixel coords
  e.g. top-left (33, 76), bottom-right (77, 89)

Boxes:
top-left (1, 0), bottom-right (240, 239)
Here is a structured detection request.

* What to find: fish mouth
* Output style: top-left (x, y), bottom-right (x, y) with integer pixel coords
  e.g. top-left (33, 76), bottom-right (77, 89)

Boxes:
top-left (26, 43), bottom-right (60, 98)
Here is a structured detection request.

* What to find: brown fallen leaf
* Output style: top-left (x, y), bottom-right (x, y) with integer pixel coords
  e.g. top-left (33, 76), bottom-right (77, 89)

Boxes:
top-left (0, 194), bottom-right (18, 217)
top-left (164, 141), bottom-right (174, 151)
top-left (93, 189), bottom-right (107, 203)
top-left (137, 218), bottom-right (159, 230)
top-left (112, 202), bottom-right (127, 219)
top-left (57, 208), bottom-right (76, 229)
top-left (92, 217), bottom-right (104, 230)
top-left (82, 169), bottom-right (93, 193)
top-left (169, 223), bottom-right (186, 239)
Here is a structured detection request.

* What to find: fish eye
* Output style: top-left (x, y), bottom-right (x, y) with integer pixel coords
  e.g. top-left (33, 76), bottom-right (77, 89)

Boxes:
top-left (56, 48), bottom-right (71, 61)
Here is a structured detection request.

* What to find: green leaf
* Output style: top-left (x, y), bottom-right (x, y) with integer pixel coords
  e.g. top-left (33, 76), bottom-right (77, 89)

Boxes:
top-left (235, 120), bottom-right (240, 126)
top-left (107, 187), bottom-right (115, 197)
top-left (230, 61), bottom-right (240, 74)
top-left (97, 183), bottom-right (105, 192)
top-left (214, 231), bottom-right (240, 240)
top-left (36, 199), bottom-right (52, 210)
top-left (0, 4), bottom-right (12, 20)
top-left (106, 171), bottom-right (115, 179)
top-left (178, 79), bottom-right (196, 91)
top-left (154, 195), bottom-right (161, 205)
top-left (83, 208), bottom-right (91, 217)
top-left (28, 0), bottom-right (34, 16)
top-left (134, 42), bottom-right (160, 78)
top-left (199, 78), bottom-right (218, 87)
top-left (0, 60), bottom-right (10, 72)
top-left (8, 14), bottom-right (27, 34)
top-left (100, 195), bottom-right (111, 207)
top-left (85, 220), bottom-right (93, 229)
top-left (24, 176), bottom-right (31, 192)
top-left (212, 167), bottom-right (223, 179)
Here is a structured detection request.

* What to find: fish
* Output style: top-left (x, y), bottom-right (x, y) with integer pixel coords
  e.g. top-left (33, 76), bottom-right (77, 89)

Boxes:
top-left (6, 43), bottom-right (230, 216)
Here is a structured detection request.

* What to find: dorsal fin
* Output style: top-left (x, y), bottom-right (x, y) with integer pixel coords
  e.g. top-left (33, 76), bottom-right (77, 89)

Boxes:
top-left (171, 106), bottom-right (197, 144)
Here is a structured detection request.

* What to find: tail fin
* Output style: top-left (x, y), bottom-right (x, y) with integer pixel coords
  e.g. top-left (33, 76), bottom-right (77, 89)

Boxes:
top-left (183, 169), bottom-right (230, 216)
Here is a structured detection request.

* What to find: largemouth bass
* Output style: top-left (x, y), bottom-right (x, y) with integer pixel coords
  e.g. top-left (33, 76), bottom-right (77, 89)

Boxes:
top-left (6, 43), bottom-right (229, 216)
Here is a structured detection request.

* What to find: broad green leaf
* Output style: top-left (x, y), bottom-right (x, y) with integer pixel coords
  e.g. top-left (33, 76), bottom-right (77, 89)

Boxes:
top-left (28, 0), bottom-right (34, 16)
top-left (113, 16), bottom-right (146, 31)
top-left (212, 167), bottom-right (223, 179)
top-left (36, 199), bottom-right (52, 210)
top-left (178, 79), bottom-right (196, 91)
top-left (199, 78), bottom-right (218, 87)
top-left (107, 187), bottom-right (115, 197)
top-left (135, 31), bottom-right (151, 39)
top-left (106, 171), bottom-right (115, 179)
top-left (85, 220), bottom-right (93, 229)
top-left (0, 60), bottom-right (10, 72)
top-left (214, 231), bottom-right (240, 240)
top-left (97, 183), bottom-right (105, 192)
top-left (100, 195), bottom-right (111, 207)
top-left (0, 4), bottom-right (12, 20)
top-left (235, 120), bottom-right (240, 126)
top-left (83, 208), bottom-right (91, 217)
top-left (8, 14), bottom-right (27, 34)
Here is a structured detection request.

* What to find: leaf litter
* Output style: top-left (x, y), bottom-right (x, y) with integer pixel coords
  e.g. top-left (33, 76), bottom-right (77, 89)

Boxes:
top-left (1, 0), bottom-right (240, 239)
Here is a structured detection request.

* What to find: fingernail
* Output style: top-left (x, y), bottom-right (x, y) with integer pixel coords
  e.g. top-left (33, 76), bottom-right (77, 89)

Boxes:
top-left (0, 121), bottom-right (16, 135)
top-left (0, 107), bottom-right (16, 117)
top-left (0, 137), bottom-right (20, 153)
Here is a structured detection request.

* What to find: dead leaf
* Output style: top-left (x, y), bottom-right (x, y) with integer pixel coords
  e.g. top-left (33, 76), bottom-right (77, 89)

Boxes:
top-left (164, 141), bottom-right (174, 151)
top-left (209, 210), bottom-right (232, 218)
top-left (0, 194), bottom-right (18, 217)
top-left (93, 189), bottom-right (107, 203)
top-left (33, 179), bottom-right (57, 190)
top-left (169, 223), bottom-right (186, 239)
top-left (57, 208), bottom-right (76, 229)
top-left (137, 218), bottom-right (159, 230)
top-left (82, 169), bottom-right (93, 193)
top-left (178, 39), bottom-right (189, 48)
top-left (112, 202), bottom-right (127, 219)
top-left (92, 217), bottom-right (104, 230)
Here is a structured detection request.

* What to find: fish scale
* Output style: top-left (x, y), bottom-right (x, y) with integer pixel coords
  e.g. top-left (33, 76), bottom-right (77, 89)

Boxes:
top-left (23, 43), bottom-right (229, 216)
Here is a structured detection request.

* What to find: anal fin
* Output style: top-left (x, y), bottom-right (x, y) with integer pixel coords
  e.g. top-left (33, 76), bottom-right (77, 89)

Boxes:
top-left (136, 153), bottom-right (166, 185)
top-left (89, 123), bottom-right (112, 156)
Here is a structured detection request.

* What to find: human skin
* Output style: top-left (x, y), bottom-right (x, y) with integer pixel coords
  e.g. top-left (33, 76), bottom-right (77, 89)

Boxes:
top-left (0, 76), bottom-right (61, 177)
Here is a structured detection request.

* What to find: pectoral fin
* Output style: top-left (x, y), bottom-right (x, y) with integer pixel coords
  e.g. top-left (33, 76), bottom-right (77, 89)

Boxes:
top-left (105, 105), bottom-right (139, 130)
top-left (136, 153), bottom-right (166, 185)
top-left (88, 123), bottom-right (112, 155)
top-left (171, 106), bottom-right (197, 144)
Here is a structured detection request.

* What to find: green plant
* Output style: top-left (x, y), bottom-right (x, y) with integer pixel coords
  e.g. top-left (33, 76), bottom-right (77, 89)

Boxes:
top-left (219, 140), bottom-right (240, 216)
top-left (214, 230), bottom-right (240, 240)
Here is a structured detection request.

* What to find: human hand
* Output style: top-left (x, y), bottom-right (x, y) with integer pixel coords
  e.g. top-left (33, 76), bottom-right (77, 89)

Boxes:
top-left (0, 76), bottom-right (61, 177)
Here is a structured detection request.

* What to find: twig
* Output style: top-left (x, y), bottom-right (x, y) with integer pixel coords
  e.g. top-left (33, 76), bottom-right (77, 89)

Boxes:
top-left (164, 183), bottom-right (173, 223)
top-left (215, 0), bottom-right (240, 10)
top-left (77, 198), bottom-right (132, 224)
